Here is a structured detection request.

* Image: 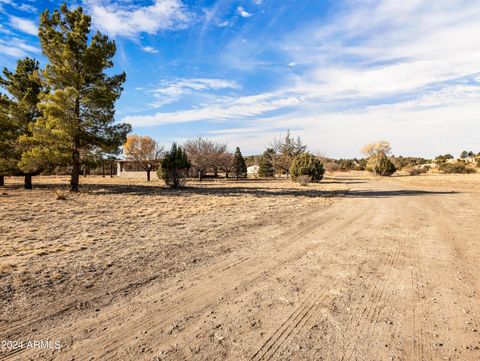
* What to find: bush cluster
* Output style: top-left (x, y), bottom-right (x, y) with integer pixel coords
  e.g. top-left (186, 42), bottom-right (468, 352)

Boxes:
top-left (439, 162), bottom-right (476, 174)
top-left (366, 154), bottom-right (396, 176)
top-left (406, 166), bottom-right (429, 176)
top-left (290, 153), bottom-right (325, 182)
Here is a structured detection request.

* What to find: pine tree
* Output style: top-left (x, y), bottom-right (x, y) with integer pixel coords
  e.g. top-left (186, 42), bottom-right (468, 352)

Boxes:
top-left (160, 143), bottom-right (191, 188)
top-left (231, 147), bottom-right (247, 179)
top-left (0, 57), bottom-right (43, 189)
top-left (19, 4), bottom-right (131, 191)
top-left (272, 130), bottom-right (307, 178)
top-left (0, 94), bottom-right (15, 187)
top-left (258, 148), bottom-right (274, 178)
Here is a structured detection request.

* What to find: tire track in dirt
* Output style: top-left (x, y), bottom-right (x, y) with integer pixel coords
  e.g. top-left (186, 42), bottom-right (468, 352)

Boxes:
top-left (410, 257), bottom-right (435, 361)
top-left (250, 203), bottom-right (378, 361)
top-left (342, 246), bottom-right (401, 361)
top-left (422, 195), bottom-right (480, 327)
top-left (92, 204), bottom-right (372, 361)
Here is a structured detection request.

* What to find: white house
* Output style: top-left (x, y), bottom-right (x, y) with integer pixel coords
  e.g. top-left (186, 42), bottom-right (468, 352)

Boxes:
top-left (247, 165), bottom-right (259, 177)
top-left (116, 160), bottom-right (159, 179)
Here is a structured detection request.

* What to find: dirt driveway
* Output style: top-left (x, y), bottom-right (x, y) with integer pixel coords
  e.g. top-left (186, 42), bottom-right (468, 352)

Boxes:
top-left (1, 174), bottom-right (479, 360)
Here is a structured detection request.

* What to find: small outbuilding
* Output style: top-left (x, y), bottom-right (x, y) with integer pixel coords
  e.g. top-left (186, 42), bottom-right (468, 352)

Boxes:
top-left (247, 165), bottom-right (259, 177)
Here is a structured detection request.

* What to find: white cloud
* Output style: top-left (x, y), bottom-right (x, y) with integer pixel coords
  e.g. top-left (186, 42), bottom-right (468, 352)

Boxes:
top-left (237, 6), bottom-right (252, 18)
top-left (9, 16), bottom-right (37, 35)
top-left (85, 0), bottom-right (191, 37)
top-left (0, 38), bottom-right (39, 57)
top-left (141, 46), bottom-right (158, 53)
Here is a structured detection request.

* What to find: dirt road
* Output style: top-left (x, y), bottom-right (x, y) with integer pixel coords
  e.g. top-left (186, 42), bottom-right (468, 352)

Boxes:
top-left (2, 175), bottom-right (479, 360)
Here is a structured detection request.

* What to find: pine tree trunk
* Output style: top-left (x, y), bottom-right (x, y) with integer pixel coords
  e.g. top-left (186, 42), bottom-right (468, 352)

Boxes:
top-left (71, 148), bottom-right (80, 192)
top-left (102, 163), bottom-right (105, 178)
top-left (71, 94), bottom-right (81, 191)
top-left (0, 175), bottom-right (4, 187)
top-left (110, 164), bottom-right (113, 178)
top-left (147, 169), bottom-right (151, 181)
top-left (24, 174), bottom-right (32, 189)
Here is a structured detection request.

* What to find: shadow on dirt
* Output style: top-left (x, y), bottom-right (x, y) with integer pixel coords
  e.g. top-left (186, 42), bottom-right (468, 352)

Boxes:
top-left (0, 177), bottom-right (456, 199)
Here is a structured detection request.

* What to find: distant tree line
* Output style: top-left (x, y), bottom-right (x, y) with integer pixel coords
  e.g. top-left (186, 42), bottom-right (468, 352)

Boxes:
top-left (122, 130), bottom-right (327, 186)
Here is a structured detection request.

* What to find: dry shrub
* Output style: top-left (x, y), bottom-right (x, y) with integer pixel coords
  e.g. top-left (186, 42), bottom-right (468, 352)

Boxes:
top-left (407, 166), bottom-right (429, 176)
top-left (55, 189), bottom-right (68, 200)
top-left (298, 175), bottom-right (311, 186)
top-left (439, 162), bottom-right (476, 174)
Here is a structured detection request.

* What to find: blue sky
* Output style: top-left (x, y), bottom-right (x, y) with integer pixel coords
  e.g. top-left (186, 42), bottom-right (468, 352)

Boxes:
top-left (1, 0), bottom-right (479, 158)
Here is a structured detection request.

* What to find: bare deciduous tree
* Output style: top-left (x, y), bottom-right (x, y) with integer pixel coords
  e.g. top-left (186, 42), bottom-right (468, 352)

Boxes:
top-left (184, 137), bottom-right (228, 180)
top-left (361, 140), bottom-right (392, 158)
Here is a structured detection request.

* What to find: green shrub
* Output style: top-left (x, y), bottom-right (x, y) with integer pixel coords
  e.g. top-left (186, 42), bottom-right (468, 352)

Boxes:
top-left (290, 153), bottom-right (324, 182)
top-left (159, 143), bottom-right (191, 188)
top-left (439, 162), bottom-right (476, 174)
top-left (367, 154), bottom-right (396, 176)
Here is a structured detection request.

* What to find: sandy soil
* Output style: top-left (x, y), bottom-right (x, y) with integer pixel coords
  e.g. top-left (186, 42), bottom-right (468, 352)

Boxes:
top-left (0, 173), bottom-right (479, 360)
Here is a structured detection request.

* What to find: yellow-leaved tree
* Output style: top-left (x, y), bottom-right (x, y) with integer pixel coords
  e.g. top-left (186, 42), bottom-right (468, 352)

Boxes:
top-left (123, 135), bottom-right (163, 181)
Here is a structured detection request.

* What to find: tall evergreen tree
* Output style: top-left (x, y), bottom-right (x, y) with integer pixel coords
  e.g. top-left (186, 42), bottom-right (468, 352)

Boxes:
top-left (0, 94), bottom-right (15, 187)
top-left (0, 57), bottom-right (43, 189)
top-left (160, 143), bottom-right (191, 188)
top-left (258, 148), bottom-right (275, 178)
top-left (19, 4), bottom-right (131, 191)
top-left (272, 130), bottom-right (307, 178)
top-left (231, 147), bottom-right (247, 179)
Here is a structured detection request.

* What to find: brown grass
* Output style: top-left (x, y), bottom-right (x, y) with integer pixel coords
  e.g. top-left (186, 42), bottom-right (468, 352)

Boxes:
top-left (0, 175), bottom-right (347, 326)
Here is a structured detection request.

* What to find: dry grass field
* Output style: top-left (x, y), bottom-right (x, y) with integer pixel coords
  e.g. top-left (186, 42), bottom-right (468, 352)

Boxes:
top-left (0, 173), bottom-right (479, 360)
top-left (0, 176), bottom-right (345, 339)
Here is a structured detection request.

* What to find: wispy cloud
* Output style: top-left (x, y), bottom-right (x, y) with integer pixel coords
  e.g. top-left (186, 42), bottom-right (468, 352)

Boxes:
top-left (85, 0), bottom-right (192, 37)
top-left (14, 2), bottom-right (37, 13)
top-left (283, 0), bottom-right (480, 100)
top-left (206, 84), bottom-right (480, 157)
top-left (124, 90), bottom-right (302, 126)
top-left (0, 37), bottom-right (39, 57)
top-left (9, 16), bottom-right (37, 36)
top-left (141, 46), bottom-right (158, 53)
top-left (148, 78), bottom-right (240, 108)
